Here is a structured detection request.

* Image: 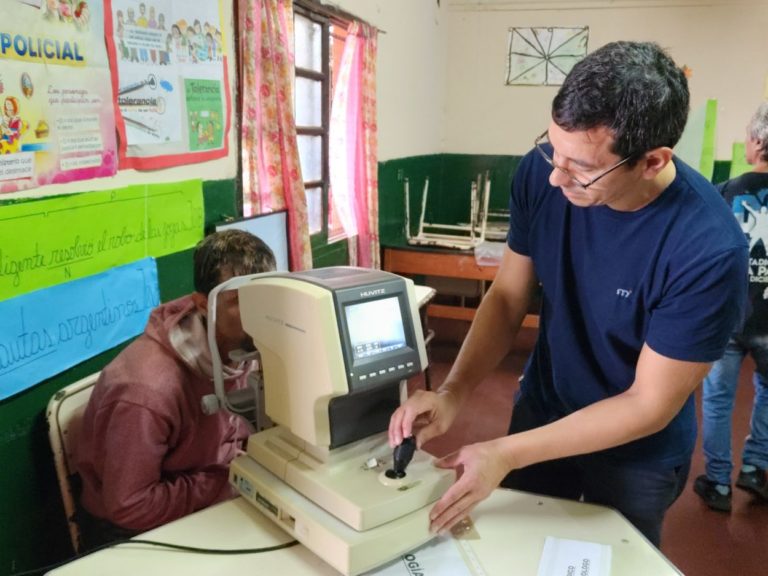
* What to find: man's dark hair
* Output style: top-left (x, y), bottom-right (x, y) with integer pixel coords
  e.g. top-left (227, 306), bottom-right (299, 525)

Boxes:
top-left (552, 41), bottom-right (689, 161)
top-left (193, 229), bottom-right (276, 295)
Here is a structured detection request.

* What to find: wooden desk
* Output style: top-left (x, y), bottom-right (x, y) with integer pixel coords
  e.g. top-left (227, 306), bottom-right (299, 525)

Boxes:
top-left (383, 246), bottom-right (539, 328)
top-left (48, 490), bottom-right (682, 575)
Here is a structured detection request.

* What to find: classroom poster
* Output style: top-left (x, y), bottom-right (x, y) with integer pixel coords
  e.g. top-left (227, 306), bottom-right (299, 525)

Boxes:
top-left (0, 178), bottom-right (204, 300)
top-left (0, 258), bottom-right (160, 400)
top-left (105, 0), bottom-right (230, 169)
top-left (0, 0), bottom-right (117, 193)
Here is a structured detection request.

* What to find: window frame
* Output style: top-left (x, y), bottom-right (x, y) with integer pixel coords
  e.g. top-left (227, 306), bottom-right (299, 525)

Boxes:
top-left (293, 0), bottom-right (349, 249)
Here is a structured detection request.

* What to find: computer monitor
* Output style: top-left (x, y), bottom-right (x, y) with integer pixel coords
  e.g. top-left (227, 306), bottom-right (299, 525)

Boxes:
top-left (237, 267), bottom-right (427, 449)
top-left (215, 211), bottom-right (289, 271)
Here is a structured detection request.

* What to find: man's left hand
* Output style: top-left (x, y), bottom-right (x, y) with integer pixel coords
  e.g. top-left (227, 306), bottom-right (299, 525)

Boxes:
top-left (428, 438), bottom-right (512, 533)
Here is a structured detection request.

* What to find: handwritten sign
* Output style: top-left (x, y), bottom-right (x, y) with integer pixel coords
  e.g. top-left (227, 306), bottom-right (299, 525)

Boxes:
top-left (0, 180), bottom-right (203, 300)
top-left (0, 258), bottom-right (160, 400)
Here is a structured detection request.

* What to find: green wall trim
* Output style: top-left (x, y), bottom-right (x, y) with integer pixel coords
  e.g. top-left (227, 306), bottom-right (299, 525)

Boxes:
top-left (712, 160), bottom-right (732, 185)
top-left (312, 239), bottom-right (349, 268)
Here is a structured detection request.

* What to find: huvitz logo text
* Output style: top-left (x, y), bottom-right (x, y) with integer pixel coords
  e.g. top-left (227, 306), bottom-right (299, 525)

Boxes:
top-left (360, 288), bottom-right (386, 297)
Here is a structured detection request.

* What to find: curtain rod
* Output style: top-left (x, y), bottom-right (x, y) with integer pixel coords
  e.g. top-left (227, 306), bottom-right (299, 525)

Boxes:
top-left (297, 0), bottom-right (387, 34)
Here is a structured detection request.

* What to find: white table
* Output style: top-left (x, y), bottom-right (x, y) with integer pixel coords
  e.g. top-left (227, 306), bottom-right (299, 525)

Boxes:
top-left (49, 489), bottom-right (682, 575)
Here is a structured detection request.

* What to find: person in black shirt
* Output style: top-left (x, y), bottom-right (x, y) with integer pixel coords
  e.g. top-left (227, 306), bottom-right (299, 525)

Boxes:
top-left (694, 102), bottom-right (768, 512)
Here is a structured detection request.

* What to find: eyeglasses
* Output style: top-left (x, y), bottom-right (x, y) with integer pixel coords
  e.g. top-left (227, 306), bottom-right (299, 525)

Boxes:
top-left (534, 131), bottom-right (635, 190)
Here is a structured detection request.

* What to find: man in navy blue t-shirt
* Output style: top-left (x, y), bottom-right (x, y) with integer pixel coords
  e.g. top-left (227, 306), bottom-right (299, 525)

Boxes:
top-left (389, 41), bottom-right (748, 547)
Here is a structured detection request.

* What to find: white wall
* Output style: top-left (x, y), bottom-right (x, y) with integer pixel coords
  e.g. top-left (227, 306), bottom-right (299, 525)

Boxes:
top-left (442, 1), bottom-right (768, 159)
top-left (331, 0), bottom-right (768, 161)
top-left (331, 0), bottom-right (446, 161)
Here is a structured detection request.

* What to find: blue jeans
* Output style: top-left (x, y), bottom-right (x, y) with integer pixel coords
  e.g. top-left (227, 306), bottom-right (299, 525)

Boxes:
top-left (702, 334), bottom-right (768, 485)
top-left (500, 394), bottom-right (689, 548)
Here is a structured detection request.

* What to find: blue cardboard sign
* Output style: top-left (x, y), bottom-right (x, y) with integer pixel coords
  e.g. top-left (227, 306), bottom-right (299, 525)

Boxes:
top-left (0, 257), bottom-right (160, 399)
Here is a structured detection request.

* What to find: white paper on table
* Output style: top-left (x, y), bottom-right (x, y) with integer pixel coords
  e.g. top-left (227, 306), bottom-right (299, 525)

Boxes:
top-left (537, 536), bottom-right (612, 576)
top-left (365, 535), bottom-right (476, 576)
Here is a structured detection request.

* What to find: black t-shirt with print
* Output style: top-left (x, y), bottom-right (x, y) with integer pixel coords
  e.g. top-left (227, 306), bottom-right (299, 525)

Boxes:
top-left (719, 171), bottom-right (768, 335)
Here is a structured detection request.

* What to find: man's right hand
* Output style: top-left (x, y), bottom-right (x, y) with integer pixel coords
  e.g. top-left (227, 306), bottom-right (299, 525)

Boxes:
top-left (388, 388), bottom-right (461, 449)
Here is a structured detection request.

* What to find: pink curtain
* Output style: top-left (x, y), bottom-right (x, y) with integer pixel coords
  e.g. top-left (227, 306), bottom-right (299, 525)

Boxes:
top-left (239, 0), bottom-right (312, 270)
top-left (329, 22), bottom-right (379, 268)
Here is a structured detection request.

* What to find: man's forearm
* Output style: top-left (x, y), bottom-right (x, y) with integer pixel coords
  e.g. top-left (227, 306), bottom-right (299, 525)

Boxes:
top-left (496, 350), bottom-right (710, 471)
top-left (498, 391), bottom-right (667, 472)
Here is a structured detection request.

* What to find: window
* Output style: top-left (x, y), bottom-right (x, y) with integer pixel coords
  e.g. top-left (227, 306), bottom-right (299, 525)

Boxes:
top-left (293, 0), bottom-right (349, 246)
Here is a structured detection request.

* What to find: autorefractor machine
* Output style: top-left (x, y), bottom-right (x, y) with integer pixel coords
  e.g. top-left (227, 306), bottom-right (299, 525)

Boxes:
top-left (206, 267), bottom-right (453, 575)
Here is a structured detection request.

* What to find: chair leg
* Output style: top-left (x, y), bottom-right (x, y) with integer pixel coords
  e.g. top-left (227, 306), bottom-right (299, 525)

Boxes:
top-left (423, 328), bottom-right (435, 391)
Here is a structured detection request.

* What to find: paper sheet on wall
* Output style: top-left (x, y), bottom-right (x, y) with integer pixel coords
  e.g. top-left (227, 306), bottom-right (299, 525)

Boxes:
top-left (0, 0), bottom-right (117, 193)
top-left (0, 257), bottom-right (159, 400)
top-left (537, 536), bottom-right (611, 576)
top-left (105, 0), bottom-right (230, 169)
top-left (0, 179), bottom-right (203, 300)
top-left (700, 99), bottom-right (717, 181)
top-left (729, 142), bottom-right (751, 178)
top-left (364, 535), bottom-right (476, 576)
top-left (675, 99), bottom-right (717, 181)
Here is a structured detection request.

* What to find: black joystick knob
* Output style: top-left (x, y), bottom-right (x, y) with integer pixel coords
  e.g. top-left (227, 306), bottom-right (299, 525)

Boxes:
top-left (385, 436), bottom-right (416, 479)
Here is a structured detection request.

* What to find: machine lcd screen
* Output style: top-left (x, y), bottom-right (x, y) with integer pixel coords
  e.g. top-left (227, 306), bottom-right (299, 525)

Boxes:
top-left (344, 297), bottom-right (407, 361)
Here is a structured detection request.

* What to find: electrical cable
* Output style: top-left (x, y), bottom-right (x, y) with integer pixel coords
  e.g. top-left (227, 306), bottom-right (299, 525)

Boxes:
top-left (125, 538), bottom-right (300, 554)
top-left (11, 538), bottom-right (299, 576)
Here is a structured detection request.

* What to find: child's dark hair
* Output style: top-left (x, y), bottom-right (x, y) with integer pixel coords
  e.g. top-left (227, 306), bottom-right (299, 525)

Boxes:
top-left (193, 229), bottom-right (276, 295)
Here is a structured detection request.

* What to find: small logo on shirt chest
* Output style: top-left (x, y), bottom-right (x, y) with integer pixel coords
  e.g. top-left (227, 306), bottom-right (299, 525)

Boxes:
top-left (616, 288), bottom-right (633, 298)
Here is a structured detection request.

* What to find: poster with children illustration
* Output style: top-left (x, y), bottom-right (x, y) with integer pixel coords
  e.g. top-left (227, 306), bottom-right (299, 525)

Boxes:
top-left (106, 0), bottom-right (230, 169)
top-left (0, 0), bottom-right (117, 194)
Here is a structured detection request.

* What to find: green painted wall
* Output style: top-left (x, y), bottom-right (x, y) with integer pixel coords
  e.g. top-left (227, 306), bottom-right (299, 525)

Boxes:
top-left (378, 154), bottom-right (522, 248)
top-left (712, 160), bottom-right (732, 185)
top-left (312, 239), bottom-right (349, 268)
top-left (0, 179), bottom-right (239, 576)
top-left (379, 154), bottom-right (442, 248)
